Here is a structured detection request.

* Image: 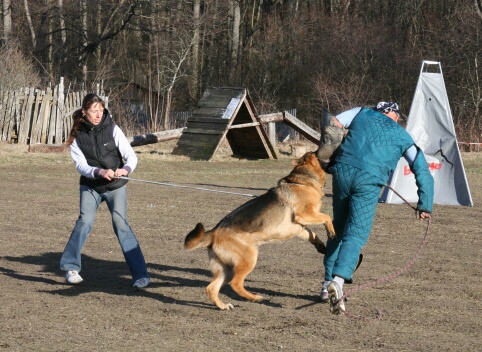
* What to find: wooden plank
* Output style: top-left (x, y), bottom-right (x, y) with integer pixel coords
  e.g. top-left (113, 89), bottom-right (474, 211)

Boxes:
top-left (192, 107), bottom-right (227, 118)
top-left (199, 88), bottom-right (244, 102)
top-left (283, 111), bottom-right (320, 144)
top-left (197, 91), bottom-right (245, 110)
top-left (185, 120), bottom-right (229, 131)
top-left (47, 86), bottom-right (58, 144)
top-left (258, 112), bottom-right (284, 123)
top-left (29, 90), bottom-right (43, 144)
top-left (18, 89), bottom-right (28, 143)
top-left (17, 88), bottom-right (32, 144)
top-left (175, 133), bottom-right (221, 146)
top-left (40, 89), bottom-right (52, 144)
top-left (6, 91), bottom-right (17, 141)
top-left (0, 90), bottom-right (9, 141)
top-left (228, 122), bottom-right (260, 129)
top-left (183, 128), bottom-right (225, 135)
top-left (33, 92), bottom-right (45, 144)
top-left (172, 137), bottom-right (219, 159)
top-left (55, 78), bottom-right (64, 144)
top-left (188, 112), bottom-right (229, 123)
top-left (11, 90), bottom-right (21, 141)
top-left (268, 122), bottom-right (276, 147)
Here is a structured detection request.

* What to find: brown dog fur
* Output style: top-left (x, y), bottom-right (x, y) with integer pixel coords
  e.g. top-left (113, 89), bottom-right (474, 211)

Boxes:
top-left (184, 152), bottom-right (335, 310)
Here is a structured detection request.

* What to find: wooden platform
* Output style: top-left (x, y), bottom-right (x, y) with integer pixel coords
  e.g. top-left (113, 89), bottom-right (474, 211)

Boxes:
top-left (172, 87), bottom-right (277, 160)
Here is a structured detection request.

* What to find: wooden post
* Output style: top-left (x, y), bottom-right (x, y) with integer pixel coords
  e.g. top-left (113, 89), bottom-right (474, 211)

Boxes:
top-left (29, 89), bottom-right (42, 144)
top-left (19, 88), bottom-right (37, 144)
top-left (47, 85), bottom-right (58, 144)
top-left (40, 88), bottom-right (52, 144)
top-left (12, 90), bottom-right (21, 142)
top-left (55, 77), bottom-right (64, 144)
top-left (0, 90), bottom-right (8, 141)
top-left (268, 122), bottom-right (276, 147)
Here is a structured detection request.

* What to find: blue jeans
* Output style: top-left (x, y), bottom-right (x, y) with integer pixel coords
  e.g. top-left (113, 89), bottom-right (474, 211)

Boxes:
top-left (60, 185), bottom-right (149, 282)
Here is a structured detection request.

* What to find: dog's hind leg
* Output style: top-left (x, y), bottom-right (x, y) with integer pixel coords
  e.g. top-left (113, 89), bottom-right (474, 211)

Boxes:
top-left (229, 247), bottom-right (264, 303)
top-left (206, 259), bottom-right (234, 310)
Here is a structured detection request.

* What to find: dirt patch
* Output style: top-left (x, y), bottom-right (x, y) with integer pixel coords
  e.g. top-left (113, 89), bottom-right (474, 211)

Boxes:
top-left (0, 140), bottom-right (481, 351)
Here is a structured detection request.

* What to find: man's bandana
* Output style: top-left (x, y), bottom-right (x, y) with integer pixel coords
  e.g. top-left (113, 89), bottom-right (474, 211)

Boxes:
top-left (376, 101), bottom-right (401, 117)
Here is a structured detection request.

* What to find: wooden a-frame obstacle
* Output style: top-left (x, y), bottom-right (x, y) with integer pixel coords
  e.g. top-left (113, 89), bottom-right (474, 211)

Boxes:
top-left (172, 87), bottom-right (320, 160)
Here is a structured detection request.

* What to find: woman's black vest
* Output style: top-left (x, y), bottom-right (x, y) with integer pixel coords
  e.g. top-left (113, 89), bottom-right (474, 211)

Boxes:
top-left (75, 110), bottom-right (128, 193)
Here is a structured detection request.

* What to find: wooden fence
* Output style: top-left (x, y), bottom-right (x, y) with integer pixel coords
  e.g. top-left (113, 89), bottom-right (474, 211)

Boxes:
top-left (0, 78), bottom-right (107, 145)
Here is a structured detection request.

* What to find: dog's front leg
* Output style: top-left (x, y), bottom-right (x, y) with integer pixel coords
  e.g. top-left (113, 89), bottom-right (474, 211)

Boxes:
top-left (323, 219), bottom-right (336, 240)
top-left (298, 227), bottom-right (326, 254)
top-left (295, 212), bottom-right (336, 240)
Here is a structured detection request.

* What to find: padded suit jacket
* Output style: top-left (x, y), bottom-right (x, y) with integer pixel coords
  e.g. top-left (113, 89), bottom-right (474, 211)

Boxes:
top-left (333, 108), bottom-right (433, 213)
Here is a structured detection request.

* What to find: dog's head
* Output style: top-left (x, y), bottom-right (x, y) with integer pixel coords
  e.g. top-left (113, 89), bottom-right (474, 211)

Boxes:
top-left (291, 151), bottom-right (326, 187)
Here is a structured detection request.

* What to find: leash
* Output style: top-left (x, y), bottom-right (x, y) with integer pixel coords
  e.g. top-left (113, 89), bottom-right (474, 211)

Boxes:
top-left (121, 175), bottom-right (430, 320)
top-left (336, 184), bottom-right (432, 321)
top-left (118, 176), bottom-right (258, 198)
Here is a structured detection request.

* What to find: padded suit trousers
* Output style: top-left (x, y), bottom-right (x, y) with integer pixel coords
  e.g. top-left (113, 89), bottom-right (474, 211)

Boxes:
top-left (324, 162), bottom-right (382, 281)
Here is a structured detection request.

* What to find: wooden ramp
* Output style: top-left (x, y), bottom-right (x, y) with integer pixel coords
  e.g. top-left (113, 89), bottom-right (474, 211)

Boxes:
top-left (172, 87), bottom-right (277, 160)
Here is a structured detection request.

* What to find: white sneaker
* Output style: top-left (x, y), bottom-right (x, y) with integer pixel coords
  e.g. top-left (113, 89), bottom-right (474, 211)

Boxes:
top-left (320, 280), bottom-right (330, 303)
top-left (66, 270), bottom-right (83, 284)
top-left (133, 277), bottom-right (150, 288)
top-left (327, 281), bottom-right (345, 314)
top-left (320, 289), bottom-right (329, 303)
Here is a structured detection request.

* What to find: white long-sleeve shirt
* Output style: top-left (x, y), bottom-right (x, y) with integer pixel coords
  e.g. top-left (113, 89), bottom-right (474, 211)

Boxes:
top-left (70, 125), bottom-right (137, 179)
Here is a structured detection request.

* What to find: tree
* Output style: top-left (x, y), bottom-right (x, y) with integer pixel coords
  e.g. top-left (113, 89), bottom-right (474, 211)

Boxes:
top-left (2, 0), bottom-right (11, 40)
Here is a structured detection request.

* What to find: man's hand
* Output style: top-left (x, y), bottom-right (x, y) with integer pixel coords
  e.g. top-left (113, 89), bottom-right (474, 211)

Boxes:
top-left (417, 211), bottom-right (431, 221)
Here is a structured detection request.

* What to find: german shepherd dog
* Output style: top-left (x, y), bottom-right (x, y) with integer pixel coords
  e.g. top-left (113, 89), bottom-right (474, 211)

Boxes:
top-left (184, 152), bottom-right (335, 310)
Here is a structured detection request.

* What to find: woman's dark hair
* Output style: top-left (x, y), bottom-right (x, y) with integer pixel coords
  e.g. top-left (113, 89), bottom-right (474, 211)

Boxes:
top-left (66, 93), bottom-right (105, 145)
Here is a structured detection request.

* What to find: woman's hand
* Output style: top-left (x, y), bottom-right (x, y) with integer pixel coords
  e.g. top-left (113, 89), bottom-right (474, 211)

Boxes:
top-left (99, 168), bottom-right (115, 180)
top-left (114, 168), bottom-right (128, 178)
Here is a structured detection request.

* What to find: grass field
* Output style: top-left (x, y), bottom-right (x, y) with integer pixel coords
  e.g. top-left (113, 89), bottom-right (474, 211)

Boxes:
top-left (1, 141), bottom-right (481, 351)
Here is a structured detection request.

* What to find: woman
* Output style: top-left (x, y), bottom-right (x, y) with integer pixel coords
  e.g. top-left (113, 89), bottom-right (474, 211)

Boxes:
top-left (60, 93), bottom-right (150, 288)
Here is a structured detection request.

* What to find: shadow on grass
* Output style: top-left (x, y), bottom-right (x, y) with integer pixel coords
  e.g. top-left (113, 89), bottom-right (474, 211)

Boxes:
top-left (1, 252), bottom-right (321, 310)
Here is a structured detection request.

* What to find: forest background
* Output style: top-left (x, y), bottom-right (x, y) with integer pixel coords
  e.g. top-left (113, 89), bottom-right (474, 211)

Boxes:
top-left (1, 0), bottom-right (481, 143)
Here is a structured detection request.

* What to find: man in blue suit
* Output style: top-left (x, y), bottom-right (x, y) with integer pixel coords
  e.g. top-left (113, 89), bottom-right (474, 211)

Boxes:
top-left (321, 102), bottom-right (434, 314)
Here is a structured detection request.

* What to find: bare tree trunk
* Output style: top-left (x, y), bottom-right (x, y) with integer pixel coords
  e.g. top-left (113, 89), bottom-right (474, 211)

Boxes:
top-left (96, 2), bottom-right (102, 69)
top-left (47, 0), bottom-right (54, 81)
top-left (3, 0), bottom-right (11, 40)
top-left (81, 0), bottom-right (87, 84)
top-left (476, 0), bottom-right (482, 20)
top-left (23, 0), bottom-right (36, 47)
top-left (163, 41), bottom-right (193, 130)
top-left (58, 0), bottom-right (66, 44)
top-left (190, 0), bottom-right (201, 101)
top-left (230, 0), bottom-right (240, 81)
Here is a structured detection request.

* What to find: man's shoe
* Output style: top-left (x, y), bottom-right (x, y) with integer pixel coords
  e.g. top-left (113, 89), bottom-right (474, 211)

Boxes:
top-left (66, 270), bottom-right (83, 284)
top-left (133, 277), bottom-right (150, 289)
top-left (327, 281), bottom-right (345, 314)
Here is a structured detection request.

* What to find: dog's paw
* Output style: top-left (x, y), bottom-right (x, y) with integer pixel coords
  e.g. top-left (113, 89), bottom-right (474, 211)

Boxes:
top-left (219, 303), bottom-right (235, 310)
top-left (327, 231), bottom-right (336, 240)
top-left (252, 294), bottom-right (264, 302)
top-left (314, 241), bottom-right (326, 254)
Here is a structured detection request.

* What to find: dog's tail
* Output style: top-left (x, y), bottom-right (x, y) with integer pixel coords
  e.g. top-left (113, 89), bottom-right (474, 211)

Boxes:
top-left (184, 223), bottom-right (213, 250)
